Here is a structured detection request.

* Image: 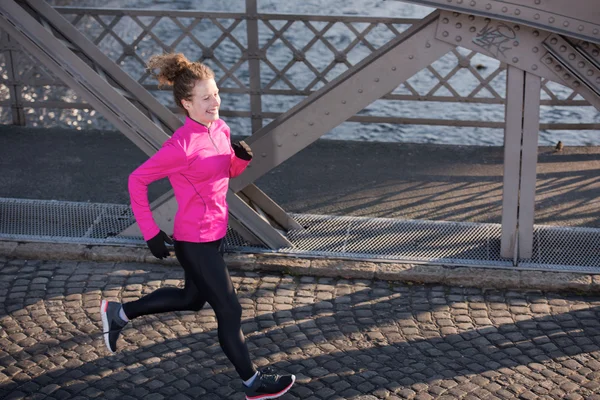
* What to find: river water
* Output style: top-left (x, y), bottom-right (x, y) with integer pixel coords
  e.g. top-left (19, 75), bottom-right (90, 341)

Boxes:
top-left (46, 0), bottom-right (599, 146)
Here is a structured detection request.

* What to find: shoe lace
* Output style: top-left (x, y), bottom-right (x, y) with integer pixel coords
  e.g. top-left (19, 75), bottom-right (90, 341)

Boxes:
top-left (259, 367), bottom-right (279, 383)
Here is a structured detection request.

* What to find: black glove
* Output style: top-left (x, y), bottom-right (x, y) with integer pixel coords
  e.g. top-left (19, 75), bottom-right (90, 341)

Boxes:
top-left (232, 141), bottom-right (253, 161)
top-left (146, 230), bottom-right (173, 259)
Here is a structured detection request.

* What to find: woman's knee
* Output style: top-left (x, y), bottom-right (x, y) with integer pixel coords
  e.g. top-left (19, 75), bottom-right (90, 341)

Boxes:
top-left (216, 298), bottom-right (242, 321)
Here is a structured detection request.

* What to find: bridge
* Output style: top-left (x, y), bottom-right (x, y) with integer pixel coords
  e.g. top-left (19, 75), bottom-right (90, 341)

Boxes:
top-left (0, 0), bottom-right (599, 271)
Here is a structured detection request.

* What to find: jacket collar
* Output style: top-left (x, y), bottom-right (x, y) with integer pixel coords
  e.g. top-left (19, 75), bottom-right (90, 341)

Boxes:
top-left (185, 116), bottom-right (218, 131)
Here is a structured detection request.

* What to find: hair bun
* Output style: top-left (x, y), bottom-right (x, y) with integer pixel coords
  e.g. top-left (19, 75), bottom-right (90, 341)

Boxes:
top-left (147, 53), bottom-right (192, 86)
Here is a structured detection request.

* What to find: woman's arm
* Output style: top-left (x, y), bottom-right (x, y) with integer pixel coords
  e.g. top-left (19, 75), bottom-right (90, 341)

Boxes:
top-left (128, 142), bottom-right (187, 240)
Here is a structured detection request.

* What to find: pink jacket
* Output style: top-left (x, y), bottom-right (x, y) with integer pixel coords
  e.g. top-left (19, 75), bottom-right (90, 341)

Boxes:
top-left (128, 117), bottom-right (250, 242)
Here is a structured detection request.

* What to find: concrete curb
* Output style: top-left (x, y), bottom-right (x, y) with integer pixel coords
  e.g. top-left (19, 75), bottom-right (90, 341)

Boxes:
top-left (1, 240), bottom-right (599, 293)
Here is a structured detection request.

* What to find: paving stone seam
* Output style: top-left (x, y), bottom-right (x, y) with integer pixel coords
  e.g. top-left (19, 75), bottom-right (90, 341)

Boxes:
top-left (0, 240), bottom-right (598, 293)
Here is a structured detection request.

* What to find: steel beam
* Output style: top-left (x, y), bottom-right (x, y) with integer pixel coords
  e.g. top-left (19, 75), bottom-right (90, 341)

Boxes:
top-left (23, 0), bottom-right (183, 132)
top-left (396, 0), bottom-right (600, 45)
top-left (435, 11), bottom-right (600, 110)
top-left (230, 10), bottom-right (454, 192)
top-left (518, 72), bottom-right (541, 259)
top-left (500, 66), bottom-right (525, 260)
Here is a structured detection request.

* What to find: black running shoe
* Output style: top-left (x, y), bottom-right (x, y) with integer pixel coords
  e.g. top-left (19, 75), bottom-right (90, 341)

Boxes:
top-left (100, 300), bottom-right (128, 353)
top-left (244, 367), bottom-right (295, 400)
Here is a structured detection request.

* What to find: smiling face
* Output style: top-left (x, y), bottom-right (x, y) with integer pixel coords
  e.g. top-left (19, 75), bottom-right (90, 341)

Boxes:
top-left (182, 78), bottom-right (221, 127)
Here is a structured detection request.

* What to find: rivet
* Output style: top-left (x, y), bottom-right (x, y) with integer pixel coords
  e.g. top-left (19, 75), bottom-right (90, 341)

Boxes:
top-left (468, 15), bottom-right (475, 21)
top-left (582, 42), bottom-right (589, 49)
top-left (564, 73), bottom-right (570, 80)
top-left (485, 18), bottom-right (491, 23)
top-left (470, 1), bottom-right (476, 5)
top-left (568, 54), bottom-right (576, 60)
top-left (545, 57), bottom-right (553, 64)
top-left (593, 50), bottom-right (599, 57)
top-left (470, 27), bottom-right (476, 32)
top-left (594, 29), bottom-right (599, 35)
top-left (456, 36), bottom-right (462, 42)
top-left (573, 81), bottom-right (580, 87)
top-left (486, 4), bottom-right (492, 10)
top-left (293, 133), bottom-right (298, 136)
top-left (342, 100), bottom-right (346, 104)
top-left (533, 30), bottom-right (539, 37)
top-left (409, 55), bottom-right (414, 59)
top-left (514, 9), bottom-right (520, 15)
top-left (559, 45), bottom-right (567, 52)
top-left (277, 144), bottom-right (282, 147)
top-left (453, 12), bottom-right (459, 17)
top-left (358, 89), bottom-right (363, 93)
top-left (392, 66), bottom-right (397, 71)
top-left (374, 78), bottom-right (379, 82)
top-left (578, 61), bottom-right (585, 68)
top-left (534, 14), bottom-right (540, 20)
top-left (261, 153), bottom-right (266, 157)
top-left (502, 6), bottom-right (508, 12)
top-left (456, 23), bottom-right (462, 29)
top-left (325, 111), bottom-right (330, 115)
top-left (532, 47), bottom-right (539, 53)
top-left (309, 122), bottom-right (314, 126)
top-left (514, 25), bottom-right (520, 31)
top-left (442, 18), bottom-right (449, 24)
top-left (532, 65), bottom-right (538, 70)
top-left (554, 65), bottom-right (562, 71)
top-left (513, 41), bottom-right (519, 46)
top-left (534, 0), bottom-right (540, 3)
top-left (563, 21), bottom-right (569, 27)
top-left (426, 42), bottom-right (431, 48)
top-left (588, 69), bottom-right (594, 76)
top-left (457, 0), bottom-right (463, 3)
top-left (550, 38), bottom-right (558, 45)
top-left (549, 17), bottom-right (555, 23)
top-left (578, 25), bottom-right (584, 32)
top-left (442, 31), bottom-right (449, 37)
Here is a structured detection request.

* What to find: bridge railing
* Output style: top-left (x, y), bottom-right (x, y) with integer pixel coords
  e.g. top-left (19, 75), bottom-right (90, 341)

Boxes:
top-left (0, 6), bottom-right (597, 142)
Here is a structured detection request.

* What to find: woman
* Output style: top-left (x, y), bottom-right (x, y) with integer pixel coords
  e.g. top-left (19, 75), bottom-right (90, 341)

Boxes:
top-left (100, 53), bottom-right (295, 399)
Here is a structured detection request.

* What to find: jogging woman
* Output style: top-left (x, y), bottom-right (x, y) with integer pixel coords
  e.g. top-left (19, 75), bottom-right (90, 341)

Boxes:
top-left (100, 53), bottom-right (295, 400)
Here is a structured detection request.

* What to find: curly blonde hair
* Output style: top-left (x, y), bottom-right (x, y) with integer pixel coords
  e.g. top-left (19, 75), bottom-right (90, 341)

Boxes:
top-left (147, 53), bottom-right (215, 111)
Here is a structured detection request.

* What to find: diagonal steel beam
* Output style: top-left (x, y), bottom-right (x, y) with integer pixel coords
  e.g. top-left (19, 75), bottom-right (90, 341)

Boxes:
top-left (230, 10), bottom-right (454, 192)
top-left (23, 0), bottom-right (183, 132)
top-left (0, 0), bottom-right (169, 156)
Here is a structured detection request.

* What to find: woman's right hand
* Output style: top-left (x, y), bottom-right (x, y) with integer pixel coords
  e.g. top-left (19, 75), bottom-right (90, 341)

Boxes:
top-left (146, 230), bottom-right (174, 259)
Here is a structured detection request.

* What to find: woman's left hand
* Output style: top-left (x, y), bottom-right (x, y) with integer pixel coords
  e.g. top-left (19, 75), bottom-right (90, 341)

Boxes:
top-left (232, 141), bottom-right (253, 161)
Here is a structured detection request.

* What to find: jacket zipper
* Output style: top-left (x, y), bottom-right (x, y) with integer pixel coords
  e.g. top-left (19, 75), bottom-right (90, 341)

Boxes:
top-left (207, 127), bottom-right (220, 153)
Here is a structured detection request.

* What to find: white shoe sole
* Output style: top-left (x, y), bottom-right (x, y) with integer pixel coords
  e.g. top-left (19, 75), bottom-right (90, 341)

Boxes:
top-left (246, 374), bottom-right (296, 400)
top-left (100, 299), bottom-right (114, 354)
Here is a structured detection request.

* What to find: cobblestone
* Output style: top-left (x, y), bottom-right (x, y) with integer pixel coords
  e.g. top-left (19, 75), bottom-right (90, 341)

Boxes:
top-left (1, 258), bottom-right (600, 399)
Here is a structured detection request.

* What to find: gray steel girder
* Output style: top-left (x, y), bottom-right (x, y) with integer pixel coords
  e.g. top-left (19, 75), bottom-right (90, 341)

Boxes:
top-left (434, 11), bottom-right (600, 111)
top-left (395, 0), bottom-right (600, 45)
top-left (230, 10), bottom-right (455, 192)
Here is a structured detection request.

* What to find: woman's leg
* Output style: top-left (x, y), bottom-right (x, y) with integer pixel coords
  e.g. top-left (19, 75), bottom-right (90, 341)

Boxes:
top-left (122, 272), bottom-right (206, 319)
top-left (102, 271), bottom-right (205, 353)
top-left (175, 239), bottom-right (256, 380)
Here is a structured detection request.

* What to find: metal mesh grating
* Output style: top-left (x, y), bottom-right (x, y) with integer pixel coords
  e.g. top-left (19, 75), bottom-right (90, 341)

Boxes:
top-left (519, 225), bottom-right (600, 273)
top-left (2, 198), bottom-right (600, 273)
top-left (282, 214), bottom-right (507, 266)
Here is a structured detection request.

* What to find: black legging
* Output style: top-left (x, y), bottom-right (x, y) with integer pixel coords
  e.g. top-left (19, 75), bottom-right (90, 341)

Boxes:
top-left (122, 239), bottom-right (256, 380)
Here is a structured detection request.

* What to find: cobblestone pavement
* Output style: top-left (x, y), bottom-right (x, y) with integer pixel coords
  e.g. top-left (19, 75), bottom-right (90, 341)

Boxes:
top-left (1, 257), bottom-right (600, 400)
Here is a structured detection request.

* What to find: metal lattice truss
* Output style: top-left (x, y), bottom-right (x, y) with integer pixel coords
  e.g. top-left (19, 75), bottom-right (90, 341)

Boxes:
top-left (0, 6), bottom-right (596, 131)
